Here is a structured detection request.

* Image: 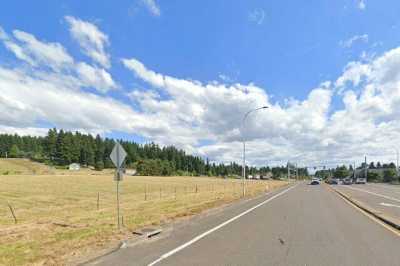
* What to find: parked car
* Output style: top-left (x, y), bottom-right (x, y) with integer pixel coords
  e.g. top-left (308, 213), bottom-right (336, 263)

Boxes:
top-left (331, 178), bottom-right (339, 185)
top-left (343, 178), bottom-right (352, 185)
top-left (310, 178), bottom-right (320, 185)
top-left (355, 177), bottom-right (367, 184)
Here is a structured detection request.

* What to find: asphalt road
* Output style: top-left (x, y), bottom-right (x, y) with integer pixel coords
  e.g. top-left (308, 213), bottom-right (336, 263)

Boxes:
top-left (89, 182), bottom-right (400, 266)
top-left (335, 183), bottom-right (400, 222)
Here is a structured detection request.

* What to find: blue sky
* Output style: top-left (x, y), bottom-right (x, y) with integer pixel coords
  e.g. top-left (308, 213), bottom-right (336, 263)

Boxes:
top-left (2, 0), bottom-right (396, 101)
top-left (2, 0), bottom-right (400, 166)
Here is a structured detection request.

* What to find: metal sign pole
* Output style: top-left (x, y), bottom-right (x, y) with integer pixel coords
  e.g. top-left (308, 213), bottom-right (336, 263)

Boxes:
top-left (110, 142), bottom-right (127, 231)
top-left (117, 178), bottom-right (120, 230)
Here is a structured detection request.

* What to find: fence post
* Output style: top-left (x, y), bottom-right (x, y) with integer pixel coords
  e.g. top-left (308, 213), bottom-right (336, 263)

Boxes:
top-left (7, 202), bottom-right (17, 224)
top-left (174, 187), bottom-right (177, 200)
top-left (97, 192), bottom-right (100, 210)
top-left (145, 185), bottom-right (147, 201)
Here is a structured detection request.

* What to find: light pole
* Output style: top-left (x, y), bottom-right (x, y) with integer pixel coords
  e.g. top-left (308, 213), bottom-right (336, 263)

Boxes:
top-left (242, 106), bottom-right (268, 197)
top-left (393, 148), bottom-right (399, 180)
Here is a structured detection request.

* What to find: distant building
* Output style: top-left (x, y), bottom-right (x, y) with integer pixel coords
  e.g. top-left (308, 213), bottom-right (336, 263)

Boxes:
top-left (260, 172), bottom-right (273, 180)
top-left (124, 169), bottom-right (137, 176)
top-left (69, 163), bottom-right (80, 171)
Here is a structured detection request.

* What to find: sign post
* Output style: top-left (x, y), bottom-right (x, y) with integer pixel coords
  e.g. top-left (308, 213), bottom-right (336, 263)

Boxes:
top-left (110, 142), bottom-right (127, 230)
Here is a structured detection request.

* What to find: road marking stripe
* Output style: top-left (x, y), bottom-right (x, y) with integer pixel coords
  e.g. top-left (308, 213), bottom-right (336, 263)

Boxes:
top-left (147, 183), bottom-right (298, 266)
top-left (341, 186), bottom-right (400, 203)
top-left (380, 202), bottom-right (400, 208)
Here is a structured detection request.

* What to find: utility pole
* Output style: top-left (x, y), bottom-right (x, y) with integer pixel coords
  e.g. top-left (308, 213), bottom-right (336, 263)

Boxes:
top-left (396, 149), bottom-right (399, 179)
top-left (287, 162), bottom-right (290, 180)
top-left (364, 156), bottom-right (367, 179)
top-left (295, 163), bottom-right (298, 180)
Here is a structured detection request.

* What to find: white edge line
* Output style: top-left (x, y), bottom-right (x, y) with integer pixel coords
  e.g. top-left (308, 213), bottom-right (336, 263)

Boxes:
top-left (343, 186), bottom-right (400, 203)
top-left (147, 183), bottom-right (298, 266)
top-left (380, 202), bottom-right (400, 208)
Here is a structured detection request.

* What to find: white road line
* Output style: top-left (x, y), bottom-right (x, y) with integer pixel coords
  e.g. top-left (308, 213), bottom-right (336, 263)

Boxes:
top-left (380, 202), bottom-right (400, 208)
top-left (343, 186), bottom-right (400, 203)
top-left (147, 184), bottom-right (298, 266)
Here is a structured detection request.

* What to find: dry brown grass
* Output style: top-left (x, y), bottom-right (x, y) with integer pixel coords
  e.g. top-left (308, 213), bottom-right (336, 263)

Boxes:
top-left (0, 172), bottom-right (287, 265)
top-left (0, 159), bottom-right (55, 175)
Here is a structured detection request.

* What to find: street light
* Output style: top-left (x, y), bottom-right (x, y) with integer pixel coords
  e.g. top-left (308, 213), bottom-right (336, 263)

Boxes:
top-left (394, 148), bottom-right (399, 179)
top-left (242, 106), bottom-right (268, 197)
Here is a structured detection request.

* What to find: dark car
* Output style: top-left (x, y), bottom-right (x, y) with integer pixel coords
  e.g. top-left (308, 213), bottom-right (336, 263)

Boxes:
top-left (331, 178), bottom-right (339, 185)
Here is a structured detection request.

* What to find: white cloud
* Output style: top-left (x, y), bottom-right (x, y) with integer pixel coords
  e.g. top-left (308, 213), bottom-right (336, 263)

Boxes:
top-left (218, 74), bottom-right (234, 83)
top-left (142, 0), bottom-right (161, 16)
top-left (248, 8), bottom-right (265, 25)
top-left (0, 125), bottom-right (49, 137)
top-left (0, 26), bottom-right (8, 40)
top-left (358, 0), bottom-right (366, 10)
top-left (340, 34), bottom-right (368, 48)
top-left (4, 30), bottom-right (74, 70)
top-left (76, 62), bottom-right (117, 92)
top-left (65, 16), bottom-right (110, 68)
top-left (0, 26), bottom-right (115, 93)
top-left (122, 52), bottom-right (400, 166)
top-left (335, 61), bottom-right (371, 89)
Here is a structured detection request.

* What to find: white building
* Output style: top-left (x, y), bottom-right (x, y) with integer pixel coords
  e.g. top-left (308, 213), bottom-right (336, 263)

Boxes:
top-left (69, 163), bottom-right (80, 171)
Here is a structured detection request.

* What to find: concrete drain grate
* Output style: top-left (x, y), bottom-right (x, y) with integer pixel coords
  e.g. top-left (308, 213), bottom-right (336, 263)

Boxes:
top-left (133, 228), bottom-right (162, 238)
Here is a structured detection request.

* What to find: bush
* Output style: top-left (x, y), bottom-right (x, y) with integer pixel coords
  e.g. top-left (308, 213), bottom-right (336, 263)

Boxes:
top-left (367, 172), bottom-right (380, 182)
top-left (95, 160), bottom-right (104, 171)
top-left (383, 169), bottom-right (397, 183)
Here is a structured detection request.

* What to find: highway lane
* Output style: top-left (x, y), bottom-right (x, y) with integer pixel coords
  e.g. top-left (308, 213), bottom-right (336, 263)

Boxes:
top-left (90, 182), bottom-right (400, 266)
top-left (364, 183), bottom-right (400, 196)
top-left (334, 183), bottom-right (400, 223)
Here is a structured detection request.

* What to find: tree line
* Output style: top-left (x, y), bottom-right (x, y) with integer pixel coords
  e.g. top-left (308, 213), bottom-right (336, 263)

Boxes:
top-left (0, 129), bottom-right (308, 178)
top-left (315, 163), bottom-right (399, 183)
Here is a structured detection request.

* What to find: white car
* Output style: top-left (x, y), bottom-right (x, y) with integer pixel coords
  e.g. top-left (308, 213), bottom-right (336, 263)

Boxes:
top-left (310, 178), bottom-right (320, 185)
top-left (355, 177), bottom-right (366, 184)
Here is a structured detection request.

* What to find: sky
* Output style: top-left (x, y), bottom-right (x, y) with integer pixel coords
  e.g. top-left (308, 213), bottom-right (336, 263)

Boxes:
top-left (1, 0), bottom-right (400, 168)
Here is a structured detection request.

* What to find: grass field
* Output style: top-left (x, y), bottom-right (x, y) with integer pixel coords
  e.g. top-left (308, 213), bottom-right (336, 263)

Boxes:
top-left (0, 161), bottom-right (288, 265)
top-left (0, 159), bottom-right (55, 175)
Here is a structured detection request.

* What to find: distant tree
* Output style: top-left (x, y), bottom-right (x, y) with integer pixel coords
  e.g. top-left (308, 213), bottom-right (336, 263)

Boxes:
top-left (94, 134), bottom-right (104, 170)
top-left (388, 162), bottom-right (396, 169)
top-left (383, 169), bottom-right (396, 183)
top-left (334, 166), bottom-right (349, 179)
top-left (376, 162), bottom-right (382, 169)
top-left (369, 162), bottom-right (375, 169)
top-left (9, 144), bottom-right (20, 158)
top-left (367, 172), bottom-right (380, 182)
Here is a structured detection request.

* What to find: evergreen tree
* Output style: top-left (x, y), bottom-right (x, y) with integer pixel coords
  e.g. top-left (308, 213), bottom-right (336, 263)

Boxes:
top-left (9, 144), bottom-right (20, 158)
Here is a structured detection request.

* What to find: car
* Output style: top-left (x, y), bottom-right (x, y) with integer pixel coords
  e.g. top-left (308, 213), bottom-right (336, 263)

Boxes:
top-left (355, 177), bottom-right (366, 184)
top-left (343, 178), bottom-right (352, 185)
top-left (310, 178), bottom-right (320, 185)
top-left (330, 178), bottom-right (339, 185)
